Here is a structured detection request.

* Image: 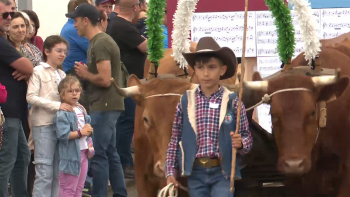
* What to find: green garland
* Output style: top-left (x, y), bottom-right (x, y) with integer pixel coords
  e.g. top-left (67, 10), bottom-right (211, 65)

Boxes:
top-left (265, 0), bottom-right (295, 63)
top-left (146, 0), bottom-right (167, 65)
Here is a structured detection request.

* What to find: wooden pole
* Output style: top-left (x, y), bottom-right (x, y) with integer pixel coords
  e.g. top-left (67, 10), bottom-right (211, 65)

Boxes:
top-left (230, 0), bottom-right (249, 193)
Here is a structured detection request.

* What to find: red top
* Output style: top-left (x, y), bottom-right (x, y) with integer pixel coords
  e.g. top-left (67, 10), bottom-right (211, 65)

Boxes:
top-left (31, 36), bottom-right (44, 52)
top-left (0, 83), bottom-right (7, 104)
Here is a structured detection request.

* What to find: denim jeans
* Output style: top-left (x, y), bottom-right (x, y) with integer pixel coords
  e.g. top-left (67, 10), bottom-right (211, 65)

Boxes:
top-left (0, 118), bottom-right (31, 197)
top-left (90, 111), bottom-right (127, 197)
top-left (116, 97), bottom-right (135, 168)
top-left (32, 125), bottom-right (60, 197)
top-left (187, 165), bottom-right (235, 197)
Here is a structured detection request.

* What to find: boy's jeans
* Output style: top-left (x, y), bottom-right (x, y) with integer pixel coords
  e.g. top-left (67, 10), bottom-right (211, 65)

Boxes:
top-left (90, 111), bottom-right (127, 197)
top-left (32, 125), bottom-right (60, 197)
top-left (0, 118), bottom-right (31, 197)
top-left (187, 165), bottom-right (235, 197)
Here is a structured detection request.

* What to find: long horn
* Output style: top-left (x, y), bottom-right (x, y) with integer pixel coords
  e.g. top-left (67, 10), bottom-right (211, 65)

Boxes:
top-left (111, 78), bottom-right (141, 97)
top-left (243, 81), bottom-right (268, 91)
top-left (312, 70), bottom-right (340, 87)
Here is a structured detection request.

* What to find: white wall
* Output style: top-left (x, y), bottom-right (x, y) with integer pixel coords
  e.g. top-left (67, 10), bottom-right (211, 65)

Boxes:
top-left (32, 0), bottom-right (70, 40)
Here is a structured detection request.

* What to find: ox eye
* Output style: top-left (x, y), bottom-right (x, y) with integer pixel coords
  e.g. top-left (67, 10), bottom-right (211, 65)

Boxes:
top-left (143, 117), bottom-right (149, 123)
top-left (311, 111), bottom-right (315, 116)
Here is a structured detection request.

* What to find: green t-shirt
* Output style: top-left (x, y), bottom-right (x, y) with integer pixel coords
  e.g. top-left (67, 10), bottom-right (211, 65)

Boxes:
top-left (86, 32), bottom-right (125, 112)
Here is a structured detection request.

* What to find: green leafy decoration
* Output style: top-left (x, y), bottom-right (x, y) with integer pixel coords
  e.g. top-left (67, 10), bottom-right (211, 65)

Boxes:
top-left (146, 0), bottom-right (167, 65)
top-left (265, 0), bottom-right (295, 63)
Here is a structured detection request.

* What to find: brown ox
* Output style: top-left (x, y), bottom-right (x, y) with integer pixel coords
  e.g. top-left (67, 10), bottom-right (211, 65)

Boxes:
top-left (121, 76), bottom-right (194, 197)
top-left (242, 47), bottom-right (350, 196)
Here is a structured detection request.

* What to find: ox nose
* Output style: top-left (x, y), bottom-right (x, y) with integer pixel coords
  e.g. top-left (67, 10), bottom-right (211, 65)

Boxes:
top-left (153, 161), bottom-right (165, 177)
top-left (284, 159), bottom-right (305, 173)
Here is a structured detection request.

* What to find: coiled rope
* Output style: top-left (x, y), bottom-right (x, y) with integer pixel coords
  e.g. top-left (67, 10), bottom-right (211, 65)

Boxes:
top-left (157, 183), bottom-right (188, 197)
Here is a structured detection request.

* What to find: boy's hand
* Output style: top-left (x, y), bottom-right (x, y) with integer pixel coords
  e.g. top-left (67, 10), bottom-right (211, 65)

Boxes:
top-left (230, 132), bottom-right (243, 149)
top-left (166, 175), bottom-right (179, 190)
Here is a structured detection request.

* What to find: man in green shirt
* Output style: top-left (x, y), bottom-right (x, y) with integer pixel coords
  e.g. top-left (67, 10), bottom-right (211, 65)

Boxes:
top-left (66, 3), bottom-right (127, 197)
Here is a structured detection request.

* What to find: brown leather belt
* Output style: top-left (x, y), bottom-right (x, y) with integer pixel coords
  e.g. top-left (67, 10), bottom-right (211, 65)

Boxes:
top-left (194, 157), bottom-right (221, 168)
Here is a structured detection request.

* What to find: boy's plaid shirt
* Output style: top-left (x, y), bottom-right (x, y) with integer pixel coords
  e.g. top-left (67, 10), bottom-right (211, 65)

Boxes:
top-left (165, 86), bottom-right (253, 177)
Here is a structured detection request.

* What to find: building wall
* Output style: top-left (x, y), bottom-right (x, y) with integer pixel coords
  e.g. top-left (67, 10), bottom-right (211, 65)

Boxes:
top-left (31, 0), bottom-right (70, 40)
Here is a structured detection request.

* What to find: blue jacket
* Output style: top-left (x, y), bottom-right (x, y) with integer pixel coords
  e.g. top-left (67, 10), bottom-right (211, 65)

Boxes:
top-left (60, 19), bottom-right (89, 72)
top-left (54, 109), bottom-right (91, 176)
top-left (178, 87), bottom-right (243, 179)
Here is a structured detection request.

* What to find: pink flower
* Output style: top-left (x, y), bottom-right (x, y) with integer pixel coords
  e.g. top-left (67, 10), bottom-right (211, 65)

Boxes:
top-left (0, 83), bottom-right (7, 104)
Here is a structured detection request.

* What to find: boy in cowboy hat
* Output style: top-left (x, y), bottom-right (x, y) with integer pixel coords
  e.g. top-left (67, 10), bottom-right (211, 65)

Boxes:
top-left (165, 37), bottom-right (253, 196)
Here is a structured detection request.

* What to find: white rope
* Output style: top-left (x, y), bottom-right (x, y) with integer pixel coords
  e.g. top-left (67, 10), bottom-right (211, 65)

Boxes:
top-left (245, 88), bottom-right (312, 111)
top-left (145, 93), bottom-right (183, 99)
top-left (158, 183), bottom-right (178, 197)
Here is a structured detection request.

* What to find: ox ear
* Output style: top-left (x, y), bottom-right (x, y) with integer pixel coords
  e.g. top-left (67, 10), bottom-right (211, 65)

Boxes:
top-left (317, 77), bottom-right (349, 103)
top-left (128, 74), bottom-right (141, 87)
top-left (128, 74), bottom-right (143, 104)
top-left (190, 72), bottom-right (200, 84)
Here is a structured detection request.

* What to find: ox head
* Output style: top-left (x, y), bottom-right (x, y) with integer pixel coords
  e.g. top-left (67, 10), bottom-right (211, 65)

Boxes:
top-left (243, 71), bottom-right (349, 175)
top-left (114, 75), bottom-right (197, 178)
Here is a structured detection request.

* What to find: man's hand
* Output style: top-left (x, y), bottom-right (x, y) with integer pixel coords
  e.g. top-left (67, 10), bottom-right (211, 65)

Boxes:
top-left (74, 62), bottom-right (89, 79)
top-left (166, 175), bottom-right (179, 190)
top-left (12, 70), bottom-right (28, 81)
top-left (230, 132), bottom-right (243, 149)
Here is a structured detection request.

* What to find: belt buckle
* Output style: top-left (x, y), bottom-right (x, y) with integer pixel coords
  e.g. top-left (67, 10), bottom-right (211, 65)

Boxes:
top-left (200, 158), bottom-right (210, 168)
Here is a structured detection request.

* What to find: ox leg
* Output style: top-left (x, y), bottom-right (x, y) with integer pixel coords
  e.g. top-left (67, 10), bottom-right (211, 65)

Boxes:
top-left (337, 167), bottom-right (350, 197)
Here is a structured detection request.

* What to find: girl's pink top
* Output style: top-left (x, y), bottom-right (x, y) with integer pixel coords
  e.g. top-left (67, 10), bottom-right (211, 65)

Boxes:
top-left (0, 83), bottom-right (7, 104)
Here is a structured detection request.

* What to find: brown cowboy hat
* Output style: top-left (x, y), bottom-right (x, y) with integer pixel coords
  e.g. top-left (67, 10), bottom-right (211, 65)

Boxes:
top-left (183, 37), bottom-right (237, 80)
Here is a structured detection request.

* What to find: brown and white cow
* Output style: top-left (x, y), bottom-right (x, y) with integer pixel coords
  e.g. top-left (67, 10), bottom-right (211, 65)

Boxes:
top-left (242, 47), bottom-right (350, 196)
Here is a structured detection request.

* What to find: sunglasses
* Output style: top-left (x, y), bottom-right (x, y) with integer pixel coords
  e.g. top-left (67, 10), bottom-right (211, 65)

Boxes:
top-left (1, 12), bottom-right (15, 19)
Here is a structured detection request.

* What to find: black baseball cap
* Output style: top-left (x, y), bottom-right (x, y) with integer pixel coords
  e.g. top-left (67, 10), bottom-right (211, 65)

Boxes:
top-left (95, 0), bottom-right (116, 6)
top-left (65, 3), bottom-right (100, 23)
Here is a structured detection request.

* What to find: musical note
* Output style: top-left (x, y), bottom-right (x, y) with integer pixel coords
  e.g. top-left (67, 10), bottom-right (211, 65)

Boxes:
top-left (256, 30), bottom-right (277, 37)
top-left (256, 13), bottom-right (272, 19)
top-left (258, 58), bottom-right (280, 65)
top-left (257, 21), bottom-right (275, 26)
top-left (322, 9), bottom-right (350, 17)
top-left (257, 48), bottom-right (277, 55)
top-left (323, 22), bottom-right (350, 29)
top-left (192, 26), bottom-right (254, 34)
top-left (194, 35), bottom-right (254, 43)
top-left (323, 32), bottom-right (341, 39)
top-left (192, 12), bottom-right (254, 22)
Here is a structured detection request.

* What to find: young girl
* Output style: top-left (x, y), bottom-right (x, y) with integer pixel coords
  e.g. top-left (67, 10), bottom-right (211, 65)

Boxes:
top-left (54, 76), bottom-right (94, 197)
top-left (26, 35), bottom-right (70, 197)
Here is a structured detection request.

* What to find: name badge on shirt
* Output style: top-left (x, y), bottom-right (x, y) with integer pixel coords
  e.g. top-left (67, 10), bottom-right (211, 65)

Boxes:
top-left (209, 102), bottom-right (219, 109)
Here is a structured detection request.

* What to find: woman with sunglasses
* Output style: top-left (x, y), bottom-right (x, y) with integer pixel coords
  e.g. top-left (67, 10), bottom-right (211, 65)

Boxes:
top-left (26, 35), bottom-right (72, 197)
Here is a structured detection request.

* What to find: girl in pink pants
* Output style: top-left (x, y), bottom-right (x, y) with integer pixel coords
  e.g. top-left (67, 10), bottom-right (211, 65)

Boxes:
top-left (54, 76), bottom-right (94, 197)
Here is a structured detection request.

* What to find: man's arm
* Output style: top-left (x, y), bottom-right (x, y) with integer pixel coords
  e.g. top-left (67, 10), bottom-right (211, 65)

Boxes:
top-left (0, 39), bottom-right (33, 75)
top-left (11, 57), bottom-right (34, 75)
top-left (77, 60), bottom-right (111, 88)
top-left (165, 101), bottom-right (183, 178)
top-left (234, 97), bottom-right (253, 155)
top-left (137, 40), bottom-right (148, 54)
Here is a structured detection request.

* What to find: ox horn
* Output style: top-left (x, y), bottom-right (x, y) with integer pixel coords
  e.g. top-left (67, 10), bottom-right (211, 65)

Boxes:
top-left (111, 78), bottom-right (141, 97)
top-left (243, 81), bottom-right (268, 91)
top-left (312, 70), bottom-right (341, 87)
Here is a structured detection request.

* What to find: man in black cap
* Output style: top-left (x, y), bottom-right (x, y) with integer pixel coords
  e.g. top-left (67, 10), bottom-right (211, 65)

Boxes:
top-left (95, 0), bottom-right (115, 16)
top-left (66, 3), bottom-right (127, 197)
